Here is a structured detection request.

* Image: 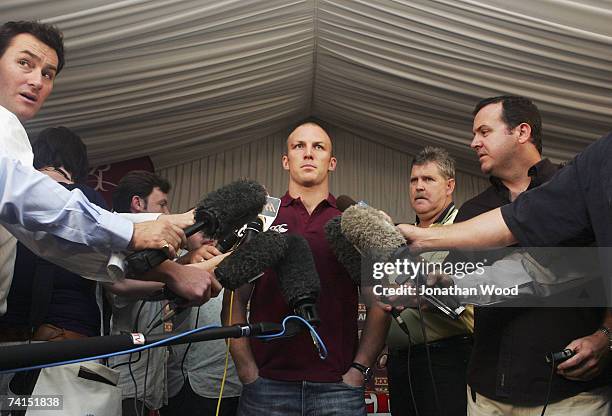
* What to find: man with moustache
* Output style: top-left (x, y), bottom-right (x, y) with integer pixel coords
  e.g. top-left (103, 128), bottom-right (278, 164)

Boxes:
top-left (386, 146), bottom-right (473, 416)
top-left (227, 121), bottom-right (389, 416)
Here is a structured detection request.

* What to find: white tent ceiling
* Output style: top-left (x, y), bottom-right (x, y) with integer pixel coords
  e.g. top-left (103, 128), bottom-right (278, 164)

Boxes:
top-left (3, 0), bottom-right (611, 175)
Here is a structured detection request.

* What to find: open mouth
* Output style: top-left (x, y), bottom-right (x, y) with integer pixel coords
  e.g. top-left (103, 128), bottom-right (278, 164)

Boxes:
top-left (20, 92), bottom-right (37, 103)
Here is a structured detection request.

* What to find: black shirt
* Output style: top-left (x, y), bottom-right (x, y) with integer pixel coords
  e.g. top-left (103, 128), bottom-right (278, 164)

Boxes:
top-left (454, 158), bottom-right (609, 405)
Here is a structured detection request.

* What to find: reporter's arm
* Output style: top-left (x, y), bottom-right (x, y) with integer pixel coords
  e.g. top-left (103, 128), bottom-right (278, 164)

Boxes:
top-left (397, 208), bottom-right (516, 251)
top-left (222, 283), bottom-right (259, 384)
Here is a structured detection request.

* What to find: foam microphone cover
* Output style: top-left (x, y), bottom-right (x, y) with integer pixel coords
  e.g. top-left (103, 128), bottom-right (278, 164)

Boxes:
top-left (324, 216), bottom-right (361, 285)
top-left (341, 205), bottom-right (405, 259)
top-left (195, 179), bottom-right (267, 239)
top-left (215, 230), bottom-right (287, 289)
top-left (276, 234), bottom-right (321, 308)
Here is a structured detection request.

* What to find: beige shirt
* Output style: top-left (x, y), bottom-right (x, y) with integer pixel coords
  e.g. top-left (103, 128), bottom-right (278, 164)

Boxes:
top-left (386, 205), bottom-right (474, 348)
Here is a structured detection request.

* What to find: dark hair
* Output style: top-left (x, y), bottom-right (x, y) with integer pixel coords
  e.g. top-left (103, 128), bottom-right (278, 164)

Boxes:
top-left (411, 146), bottom-right (455, 179)
top-left (33, 126), bottom-right (89, 183)
top-left (112, 171), bottom-right (171, 213)
top-left (473, 95), bottom-right (542, 154)
top-left (0, 21), bottom-right (65, 74)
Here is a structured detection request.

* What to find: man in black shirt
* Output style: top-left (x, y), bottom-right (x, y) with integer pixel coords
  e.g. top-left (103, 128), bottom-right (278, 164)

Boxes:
top-left (413, 96), bottom-right (611, 415)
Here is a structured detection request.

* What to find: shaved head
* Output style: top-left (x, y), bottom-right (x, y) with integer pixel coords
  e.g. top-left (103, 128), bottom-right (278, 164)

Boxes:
top-left (287, 122), bottom-right (332, 154)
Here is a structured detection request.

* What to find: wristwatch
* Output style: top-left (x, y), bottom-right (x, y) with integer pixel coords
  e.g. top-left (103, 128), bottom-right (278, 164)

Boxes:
top-left (350, 362), bottom-right (373, 382)
top-left (597, 326), bottom-right (612, 352)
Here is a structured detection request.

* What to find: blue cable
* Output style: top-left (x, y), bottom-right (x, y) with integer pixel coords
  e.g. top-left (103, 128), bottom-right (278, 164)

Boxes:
top-left (256, 315), bottom-right (328, 359)
top-left (2, 315), bottom-right (328, 374)
top-left (0, 324), bottom-right (219, 375)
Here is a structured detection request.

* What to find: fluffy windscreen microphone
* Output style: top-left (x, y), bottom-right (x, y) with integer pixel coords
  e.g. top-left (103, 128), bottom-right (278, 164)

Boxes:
top-left (324, 216), bottom-right (361, 286)
top-left (341, 205), bottom-right (465, 319)
top-left (192, 179), bottom-right (267, 240)
top-left (276, 234), bottom-right (321, 325)
top-left (336, 195), bottom-right (357, 213)
top-left (341, 205), bottom-right (405, 259)
top-left (215, 230), bottom-right (288, 290)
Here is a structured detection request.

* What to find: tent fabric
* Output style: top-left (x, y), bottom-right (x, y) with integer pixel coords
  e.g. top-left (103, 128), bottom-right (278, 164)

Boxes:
top-left (3, 0), bottom-right (609, 176)
top-left (158, 123), bottom-right (490, 222)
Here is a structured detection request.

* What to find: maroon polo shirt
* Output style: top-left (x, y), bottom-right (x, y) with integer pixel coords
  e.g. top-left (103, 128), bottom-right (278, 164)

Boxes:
top-left (249, 192), bottom-right (359, 382)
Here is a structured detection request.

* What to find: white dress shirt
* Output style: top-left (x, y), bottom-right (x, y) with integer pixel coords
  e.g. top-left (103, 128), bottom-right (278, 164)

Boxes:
top-left (0, 105), bottom-right (135, 314)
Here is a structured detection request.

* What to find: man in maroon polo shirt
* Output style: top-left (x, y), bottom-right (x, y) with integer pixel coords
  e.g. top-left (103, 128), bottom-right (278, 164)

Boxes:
top-left (226, 121), bottom-right (389, 415)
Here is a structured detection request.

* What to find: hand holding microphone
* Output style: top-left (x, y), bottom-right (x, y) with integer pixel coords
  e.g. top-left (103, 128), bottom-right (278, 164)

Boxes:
top-left (126, 179), bottom-right (267, 275)
top-left (340, 203), bottom-right (465, 319)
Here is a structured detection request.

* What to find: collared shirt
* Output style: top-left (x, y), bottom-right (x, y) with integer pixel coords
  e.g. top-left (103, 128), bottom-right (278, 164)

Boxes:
top-left (387, 202), bottom-right (474, 348)
top-left (456, 158), bottom-right (608, 405)
top-left (166, 291), bottom-right (241, 399)
top-left (249, 192), bottom-right (359, 382)
top-left (0, 105), bottom-right (134, 313)
top-left (107, 294), bottom-right (168, 409)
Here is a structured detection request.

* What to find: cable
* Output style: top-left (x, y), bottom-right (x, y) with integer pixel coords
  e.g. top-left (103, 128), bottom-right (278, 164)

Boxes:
top-left (3, 316), bottom-right (321, 375)
top-left (181, 307), bottom-right (200, 383)
top-left (257, 315), bottom-right (328, 359)
top-left (390, 308), bottom-right (419, 416)
top-left (140, 351), bottom-right (151, 416)
top-left (216, 290), bottom-right (234, 416)
top-left (1, 324), bottom-right (220, 375)
top-left (540, 356), bottom-right (556, 416)
top-left (127, 300), bottom-right (146, 416)
top-left (131, 300), bottom-right (147, 416)
top-left (415, 279), bottom-right (444, 416)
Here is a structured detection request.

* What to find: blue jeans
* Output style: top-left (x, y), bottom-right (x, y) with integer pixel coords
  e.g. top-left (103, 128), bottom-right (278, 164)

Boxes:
top-left (237, 377), bottom-right (366, 416)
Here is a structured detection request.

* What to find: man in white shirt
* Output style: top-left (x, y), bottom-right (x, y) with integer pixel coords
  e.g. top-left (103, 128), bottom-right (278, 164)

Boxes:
top-left (0, 20), bottom-right (216, 313)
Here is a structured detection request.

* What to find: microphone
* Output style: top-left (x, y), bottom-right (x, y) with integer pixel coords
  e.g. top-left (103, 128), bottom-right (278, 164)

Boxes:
top-left (276, 234), bottom-right (321, 326)
top-left (126, 179), bottom-right (267, 275)
top-left (214, 230), bottom-right (288, 290)
top-left (215, 217), bottom-right (264, 253)
top-left (324, 216), bottom-right (361, 285)
top-left (341, 204), bottom-right (465, 319)
top-left (154, 217), bottom-right (268, 328)
top-left (0, 323), bottom-right (285, 373)
top-left (336, 195), bottom-right (358, 212)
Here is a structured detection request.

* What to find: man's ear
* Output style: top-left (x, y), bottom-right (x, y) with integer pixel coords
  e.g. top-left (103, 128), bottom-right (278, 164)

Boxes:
top-left (130, 195), bottom-right (144, 213)
top-left (282, 154), bottom-right (289, 171)
top-left (328, 156), bottom-right (337, 172)
top-left (447, 178), bottom-right (456, 195)
top-left (516, 123), bottom-right (533, 145)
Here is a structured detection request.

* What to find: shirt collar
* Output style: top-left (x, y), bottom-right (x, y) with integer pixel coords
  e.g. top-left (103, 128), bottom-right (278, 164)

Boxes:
top-left (415, 202), bottom-right (456, 226)
top-left (489, 158), bottom-right (558, 193)
top-left (281, 191), bottom-right (336, 209)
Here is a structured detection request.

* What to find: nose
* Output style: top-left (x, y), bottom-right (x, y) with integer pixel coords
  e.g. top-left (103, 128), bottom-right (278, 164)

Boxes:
top-left (27, 71), bottom-right (43, 91)
top-left (470, 135), bottom-right (481, 150)
top-left (303, 145), bottom-right (314, 159)
top-left (416, 179), bottom-right (425, 191)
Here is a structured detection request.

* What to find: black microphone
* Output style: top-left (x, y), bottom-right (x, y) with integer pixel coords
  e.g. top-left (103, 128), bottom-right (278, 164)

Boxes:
top-left (336, 194), bottom-right (358, 212)
top-left (126, 179), bottom-right (267, 275)
top-left (276, 234), bottom-right (321, 326)
top-left (324, 216), bottom-right (361, 285)
top-left (214, 230), bottom-right (288, 290)
top-left (341, 204), bottom-right (465, 319)
top-left (215, 217), bottom-right (264, 253)
top-left (0, 323), bottom-right (284, 373)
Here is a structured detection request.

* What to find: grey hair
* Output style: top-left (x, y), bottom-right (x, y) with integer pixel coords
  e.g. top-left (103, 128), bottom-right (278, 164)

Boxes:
top-left (411, 146), bottom-right (455, 179)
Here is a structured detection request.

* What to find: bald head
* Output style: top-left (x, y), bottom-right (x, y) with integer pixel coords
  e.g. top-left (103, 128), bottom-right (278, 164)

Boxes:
top-left (283, 121), bottom-right (336, 189)
top-left (287, 122), bottom-right (332, 153)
